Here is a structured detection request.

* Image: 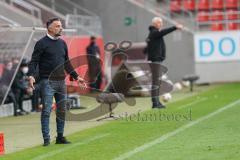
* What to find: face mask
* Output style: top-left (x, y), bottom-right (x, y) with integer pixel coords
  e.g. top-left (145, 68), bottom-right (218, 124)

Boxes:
top-left (22, 67), bottom-right (29, 74)
top-left (6, 65), bottom-right (12, 71)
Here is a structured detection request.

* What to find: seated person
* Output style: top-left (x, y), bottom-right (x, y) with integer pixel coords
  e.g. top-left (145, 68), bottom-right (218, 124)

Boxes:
top-left (12, 59), bottom-right (33, 114)
top-left (0, 60), bottom-right (23, 116)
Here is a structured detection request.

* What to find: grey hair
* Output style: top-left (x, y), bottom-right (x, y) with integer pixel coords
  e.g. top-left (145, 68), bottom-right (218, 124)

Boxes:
top-left (152, 17), bottom-right (163, 24)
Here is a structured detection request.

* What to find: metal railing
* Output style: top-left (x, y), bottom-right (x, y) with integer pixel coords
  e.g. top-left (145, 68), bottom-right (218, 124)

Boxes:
top-left (3, 0), bottom-right (42, 20)
top-left (0, 26), bottom-right (77, 108)
top-left (36, 0), bottom-right (97, 16)
top-left (66, 14), bottom-right (102, 36)
top-left (64, 0), bottom-right (97, 16)
top-left (0, 15), bottom-right (20, 27)
top-left (35, 0), bottom-right (102, 36)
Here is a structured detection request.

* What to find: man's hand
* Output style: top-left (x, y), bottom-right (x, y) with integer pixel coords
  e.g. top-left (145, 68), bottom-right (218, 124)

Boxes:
top-left (76, 76), bottom-right (87, 89)
top-left (28, 76), bottom-right (35, 90)
top-left (96, 54), bottom-right (100, 59)
top-left (176, 23), bottom-right (184, 30)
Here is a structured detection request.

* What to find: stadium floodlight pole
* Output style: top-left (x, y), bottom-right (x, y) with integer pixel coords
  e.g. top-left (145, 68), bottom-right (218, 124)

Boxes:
top-left (0, 29), bottom-right (35, 107)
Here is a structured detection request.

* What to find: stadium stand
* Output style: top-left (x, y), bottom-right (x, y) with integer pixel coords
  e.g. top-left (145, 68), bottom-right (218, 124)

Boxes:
top-left (0, 15), bottom-right (20, 27)
top-left (197, 0), bottom-right (210, 11)
top-left (132, 0), bottom-right (240, 31)
top-left (183, 0), bottom-right (195, 12)
top-left (0, 0), bottom-right (42, 26)
top-left (24, 0), bottom-right (66, 27)
top-left (0, 0), bottom-right (104, 117)
top-left (28, 0), bottom-right (102, 35)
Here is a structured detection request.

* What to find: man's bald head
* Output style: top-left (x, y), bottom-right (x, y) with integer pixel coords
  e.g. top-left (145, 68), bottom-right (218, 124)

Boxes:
top-left (152, 17), bottom-right (163, 29)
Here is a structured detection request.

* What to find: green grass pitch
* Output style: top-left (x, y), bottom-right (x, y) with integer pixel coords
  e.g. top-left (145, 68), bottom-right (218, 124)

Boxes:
top-left (1, 83), bottom-right (240, 160)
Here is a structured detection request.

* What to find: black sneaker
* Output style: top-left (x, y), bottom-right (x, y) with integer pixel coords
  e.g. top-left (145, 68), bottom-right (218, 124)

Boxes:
top-left (43, 139), bottom-right (50, 147)
top-left (14, 111), bottom-right (24, 116)
top-left (55, 137), bottom-right (71, 144)
top-left (152, 103), bottom-right (166, 109)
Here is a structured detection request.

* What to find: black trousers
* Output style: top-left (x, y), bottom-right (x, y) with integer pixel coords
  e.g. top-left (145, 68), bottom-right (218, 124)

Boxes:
top-left (5, 90), bottom-right (19, 115)
top-left (150, 62), bottom-right (162, 105)
top-left (87, 56), bottom-right (102, 90)
top-left (13, 89), bottom-right (25, 111)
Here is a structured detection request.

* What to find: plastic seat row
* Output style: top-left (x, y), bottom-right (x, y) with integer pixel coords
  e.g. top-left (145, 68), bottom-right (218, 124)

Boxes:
top-left (170, 0), bottom-right (239, 12)
top-left (197, 10), bottom-right (239, 22)
top-left (210, 22), bottom-right (239, 31)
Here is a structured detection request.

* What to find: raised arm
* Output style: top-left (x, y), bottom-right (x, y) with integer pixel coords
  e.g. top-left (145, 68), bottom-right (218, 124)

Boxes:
top-left (151, 26), bottom-right (177, 39)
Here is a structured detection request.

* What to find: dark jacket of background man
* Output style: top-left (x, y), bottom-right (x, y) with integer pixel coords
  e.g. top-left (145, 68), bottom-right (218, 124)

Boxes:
top-left (146, 26), bottom-right (177, 62)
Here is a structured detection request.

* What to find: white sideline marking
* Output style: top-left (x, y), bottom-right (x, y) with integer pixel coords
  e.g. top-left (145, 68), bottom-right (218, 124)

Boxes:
top-left (113, 99), bottom-right (240, 160)
top-left (177, 97), bottom-right (208, 110)
top-left (32, 133), bottom-right (109, 160)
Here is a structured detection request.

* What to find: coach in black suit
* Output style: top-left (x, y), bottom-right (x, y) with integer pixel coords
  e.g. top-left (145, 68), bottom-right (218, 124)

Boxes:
top-left (146, 17), bottom-right (183, 109)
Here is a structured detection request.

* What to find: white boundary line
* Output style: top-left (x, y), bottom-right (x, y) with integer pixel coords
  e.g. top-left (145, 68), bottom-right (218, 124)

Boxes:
top-left (177, 97), bottom-right (208, 110)
top-left (32, 133), bottom-right (110, 160)
top-left (113, 99), bottom-right (240, 160)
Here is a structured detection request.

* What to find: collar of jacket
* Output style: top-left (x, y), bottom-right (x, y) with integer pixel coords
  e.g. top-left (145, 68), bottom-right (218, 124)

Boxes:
top-left (47, 33), bottom-right (59, 40)
top-left (149, 26), bottom-right (158, 31)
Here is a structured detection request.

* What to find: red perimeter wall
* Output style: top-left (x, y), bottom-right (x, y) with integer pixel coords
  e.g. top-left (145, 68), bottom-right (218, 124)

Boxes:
top-left (62, 36), bottom-right (105, 94)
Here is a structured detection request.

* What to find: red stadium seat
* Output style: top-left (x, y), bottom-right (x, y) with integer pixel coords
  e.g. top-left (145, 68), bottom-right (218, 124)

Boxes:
top-left (198, 0), bottom-right (209, 11)
top-left (226, 0), bottom-right (238, 9)
top-left (227, 22), bottom-right (239, 30)
top-left (227, 10), bottom-right (239, 20)
top-left (183, 0), bottom-right (195, 11)
top-left (211, 0), bottom-right (224, 10)
top-left (170, 0), bottom-right (181, 2)
top-left (196, 11), bottom-right (209, 22)
top-left (170, 0), bottom-right (181, 12)
top-left (0, 64), bottom-right (4, 77)
top-left (211, 23), bottom-right (224, 31)
top-left (210, 11), bottom-right (224, 21)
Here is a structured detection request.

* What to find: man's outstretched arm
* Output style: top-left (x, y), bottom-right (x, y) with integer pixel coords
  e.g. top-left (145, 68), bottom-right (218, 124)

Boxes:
top-left (152, 24), bottom-right (183, 38)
